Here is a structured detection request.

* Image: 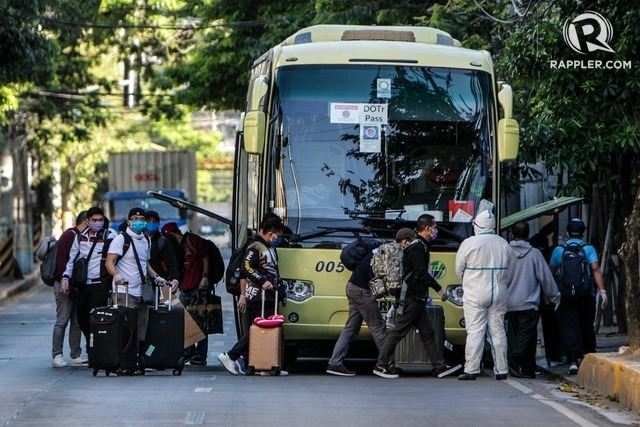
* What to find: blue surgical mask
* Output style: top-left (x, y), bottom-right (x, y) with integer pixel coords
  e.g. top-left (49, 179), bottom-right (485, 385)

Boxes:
top-left (146, 222), bottom-right (160, 234)
top-left (270, 236), bottom-right (282, 247)
top-left (130, 220), bottom-right (146, 234)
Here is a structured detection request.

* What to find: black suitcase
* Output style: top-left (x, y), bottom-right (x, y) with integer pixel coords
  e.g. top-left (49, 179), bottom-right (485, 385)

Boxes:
top-left (89, 283), bottom-right (138, 376)
top-left (393, 304), bottom-right (445, 372)
top-left (139, 285), bottom-right (185, 375)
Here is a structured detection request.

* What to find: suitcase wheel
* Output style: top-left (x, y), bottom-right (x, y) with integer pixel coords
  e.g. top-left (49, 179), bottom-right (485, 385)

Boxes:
top-left (274, 368), bottom-right (281, 376)
top-left (105, 370), bottom-right (111, 377)
top-left (173, 369), bottom-right (182, 376)
top-left (92, 369), bottom-right (98, 377)
top-left (247, 366), bottom-right (256, 376)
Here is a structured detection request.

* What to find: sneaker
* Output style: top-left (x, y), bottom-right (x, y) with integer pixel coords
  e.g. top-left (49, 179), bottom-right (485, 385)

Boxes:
top-left (327, 364), bottom-right (356, 377)
top-left (458, 373), bottom-right (477, 381)
top-left (568, 363), bottom-right (579, 375)
top-left (435, 364), bottom-right (463, 378)
top-left (52, 354), bottom-right (68, 368)
top-left (190, 357), bottom-right (207, 366)
top-left (508, 366), bottom-right (523, 378)
top-left (234, 358), bottom-right (246, 375)
top-left (217, 353), bottom-right (238, 375)
top-left (496, 374), bottom-right (507, 380)
top-left (69, 356), bottom-right (89, 367)
top-left (259, 370), bottom-right (289, 376)
top-left (373, 364), bottom-right (399, 379)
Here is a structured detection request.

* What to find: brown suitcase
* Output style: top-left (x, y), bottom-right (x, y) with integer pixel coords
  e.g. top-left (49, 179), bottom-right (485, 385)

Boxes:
top-left (247, 290), bottom-right (283, 375)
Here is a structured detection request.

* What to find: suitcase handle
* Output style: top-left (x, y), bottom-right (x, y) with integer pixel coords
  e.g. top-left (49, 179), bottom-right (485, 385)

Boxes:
top-left (154, 280), bottom-right (172, 311)
top-left (114, 281), bottom-right (129, 308)
top-left (260, 288), bottom-right (278, 318)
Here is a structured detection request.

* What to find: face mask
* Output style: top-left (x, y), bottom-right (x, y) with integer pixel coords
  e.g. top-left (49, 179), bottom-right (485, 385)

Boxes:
top-left (89, 221), bottom-right (104, 232)
top-left (270, 236), bottom-right (282, 247)
top-left (130, 220), bottom-right (146, 234)
top-left (146, 222), bottom-right (160, 234)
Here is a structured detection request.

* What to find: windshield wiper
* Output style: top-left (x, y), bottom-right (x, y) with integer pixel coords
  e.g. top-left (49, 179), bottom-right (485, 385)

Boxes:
top-left (289, 226), bottom-right (389, 243)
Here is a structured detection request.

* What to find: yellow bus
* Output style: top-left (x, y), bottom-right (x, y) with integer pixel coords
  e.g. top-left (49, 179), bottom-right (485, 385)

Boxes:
top-left (235, 25), bottom-right (519, 363)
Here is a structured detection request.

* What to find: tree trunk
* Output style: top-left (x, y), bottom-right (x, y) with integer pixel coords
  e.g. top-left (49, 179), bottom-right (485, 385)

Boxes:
top-left (619, 184), bottom-right (640, 351)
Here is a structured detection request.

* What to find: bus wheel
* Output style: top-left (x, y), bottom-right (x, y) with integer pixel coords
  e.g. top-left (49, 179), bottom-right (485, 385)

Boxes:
top-left (284, 345), bottom-right (298, 368)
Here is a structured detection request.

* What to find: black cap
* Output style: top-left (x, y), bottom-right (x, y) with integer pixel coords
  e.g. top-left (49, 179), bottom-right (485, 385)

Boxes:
top-left (567, 218), bottom-right (586, 237)
top-left (128, 207), bottom-right (146, 219)
top-left (145, 210), bottom-right (160, 221)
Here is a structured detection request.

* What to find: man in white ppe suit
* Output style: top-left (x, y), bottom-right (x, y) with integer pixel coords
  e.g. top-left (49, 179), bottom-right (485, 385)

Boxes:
top-left (455, 210), bottom-right (512, 380)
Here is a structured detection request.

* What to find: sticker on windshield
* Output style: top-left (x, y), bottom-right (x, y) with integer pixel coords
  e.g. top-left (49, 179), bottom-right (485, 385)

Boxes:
top-left (360, 124), bottom-right (381, 153)
top-left (330, 103), bottom-right (360, 123)
top-left (449, 200), bottom-right (474, 223)
top-left (377, 79), bottom-right (391, 98)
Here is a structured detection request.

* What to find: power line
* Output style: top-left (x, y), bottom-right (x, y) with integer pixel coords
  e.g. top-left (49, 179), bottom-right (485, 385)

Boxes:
top-left (27, 12), bottom-right (315, 31)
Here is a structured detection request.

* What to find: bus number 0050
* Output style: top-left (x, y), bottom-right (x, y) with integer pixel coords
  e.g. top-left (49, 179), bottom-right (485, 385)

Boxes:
top-left (315, 261), bottom-right (345, 273)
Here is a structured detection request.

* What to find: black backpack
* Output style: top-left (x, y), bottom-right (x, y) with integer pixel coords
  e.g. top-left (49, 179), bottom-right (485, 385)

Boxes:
top-left (340, 237), bottom-right (383, 271)
top-left (556, 243), bottom-right (594, 298)
top-left (99, 232), bottom-right (133, 290)
top-left (225, 240), bottom-right (252, 296)
top-left (205, 239), bottom-right (225, 286)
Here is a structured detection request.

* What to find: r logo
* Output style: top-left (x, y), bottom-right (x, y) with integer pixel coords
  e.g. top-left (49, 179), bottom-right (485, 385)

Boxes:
top-left (563, 11), bottom-right (615, 54)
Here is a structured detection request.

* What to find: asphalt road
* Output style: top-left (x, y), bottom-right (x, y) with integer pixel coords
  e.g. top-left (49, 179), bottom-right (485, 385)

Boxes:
top-left (1, 281), bottom-right (638, 426)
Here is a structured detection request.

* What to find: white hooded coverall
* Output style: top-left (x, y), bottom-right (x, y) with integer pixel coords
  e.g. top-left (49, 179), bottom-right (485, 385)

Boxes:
top-left (455, 210), bottom-right (512, 375)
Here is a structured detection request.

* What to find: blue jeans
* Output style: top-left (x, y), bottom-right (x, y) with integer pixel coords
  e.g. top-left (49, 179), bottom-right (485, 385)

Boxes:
top-left (328, 282), bottom-right (387, 367)
top-left (180, 289), bottom-right (208, 361)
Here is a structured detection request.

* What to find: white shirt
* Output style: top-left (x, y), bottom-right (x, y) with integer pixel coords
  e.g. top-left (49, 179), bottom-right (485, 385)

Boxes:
top-left (109, 228), bottom-right (150, 297)
top-left (63, 229), bottom-right (114, 284)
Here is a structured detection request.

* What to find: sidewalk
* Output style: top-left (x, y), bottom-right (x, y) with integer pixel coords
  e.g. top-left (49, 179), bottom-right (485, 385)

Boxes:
top-left (536, 325), bottom-right (640, 414)
top-left (0, 271), bottom-right (39, 306)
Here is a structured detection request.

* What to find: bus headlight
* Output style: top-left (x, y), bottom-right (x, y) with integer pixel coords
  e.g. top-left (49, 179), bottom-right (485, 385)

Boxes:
top-left (446, 285), bottom-right (464, 306)
top-left (282, 279), bottom-right (314, 301)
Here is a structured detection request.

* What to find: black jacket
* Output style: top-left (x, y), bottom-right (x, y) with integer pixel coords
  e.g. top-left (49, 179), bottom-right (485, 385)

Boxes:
top-left (349, 251), bottom-right (374, 290)
top-left (403, 235), bottom-right (441, 301)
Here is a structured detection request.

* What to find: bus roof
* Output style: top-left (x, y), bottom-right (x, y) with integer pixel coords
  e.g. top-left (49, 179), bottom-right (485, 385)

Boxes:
top-left (282, 25), bottom-right (461, 47)
top-left (269, 25), bottom-right (493, 73)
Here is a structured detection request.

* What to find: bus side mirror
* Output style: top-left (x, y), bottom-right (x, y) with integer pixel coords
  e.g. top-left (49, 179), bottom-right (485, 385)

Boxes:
top-left (498, 118), bottom-right (519, 162)
top-left (244, 111), bottom-right (266, 154)
top-left (497, 83), bottom-right (519, 162)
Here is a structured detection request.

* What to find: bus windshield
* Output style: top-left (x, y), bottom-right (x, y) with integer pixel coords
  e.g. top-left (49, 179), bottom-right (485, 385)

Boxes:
top-left (273, 65), bottom-right (494, 244)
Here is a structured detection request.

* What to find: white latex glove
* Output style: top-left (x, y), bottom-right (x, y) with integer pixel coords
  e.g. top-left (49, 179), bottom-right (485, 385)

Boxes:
top-left (154, 276), bottom-right (167, 287)
top-left (599, 289), bottom-right (608, 310)
top-left (170, 279), bottom-right (179, 292)
top-left (199, 276), bottom-right (209, 290)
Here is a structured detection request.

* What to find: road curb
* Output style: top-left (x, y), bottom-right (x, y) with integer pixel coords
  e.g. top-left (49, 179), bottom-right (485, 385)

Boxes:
top-left (0, 273), bottom-right (39, 305)
top-left (577, 352), bottom-right (640, 414)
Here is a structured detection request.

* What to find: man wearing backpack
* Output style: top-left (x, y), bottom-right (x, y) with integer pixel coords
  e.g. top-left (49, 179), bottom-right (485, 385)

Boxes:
top-left (61, 206), bottom-right (115, 362)
top-left (326, 237), bottom-right (386, 377)
top-left (373, 219), bottom-right (456, 379)
top-left (51, 210), bottom-right (88, 368)
top-left (550, 218), bottom-right (606, 375)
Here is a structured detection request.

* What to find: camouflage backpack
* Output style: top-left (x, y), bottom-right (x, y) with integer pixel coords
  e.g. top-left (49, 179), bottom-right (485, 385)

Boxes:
top-left (369, 243), bottom-right (404, 299)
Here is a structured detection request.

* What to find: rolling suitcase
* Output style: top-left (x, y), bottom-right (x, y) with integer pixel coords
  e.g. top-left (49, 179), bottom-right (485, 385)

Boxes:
top-left (393, 304), bottom-right (445, 372)
top-left (247, 290), bottom-right (284, 376)
top-left (139, 285), bottom-right (185, 375)
top-left (89, 282), bottom-right (138, 376)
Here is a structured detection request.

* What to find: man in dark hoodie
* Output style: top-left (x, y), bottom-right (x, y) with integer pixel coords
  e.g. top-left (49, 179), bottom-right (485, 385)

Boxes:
top-left (217, 214), bottom-right (285, 375)
top-left (507, 221), bottom-right (560, 379)
top-left (373, 216), bottom-right (458, 379)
